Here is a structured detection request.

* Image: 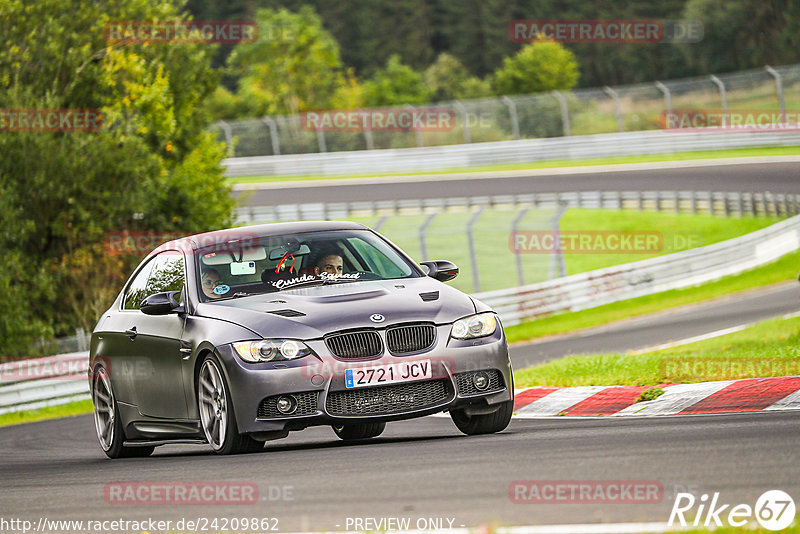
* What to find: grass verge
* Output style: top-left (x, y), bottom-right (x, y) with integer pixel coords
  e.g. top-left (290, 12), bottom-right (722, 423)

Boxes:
top-left (0, 399), bottom-right (93, 428)
top-left (504, 248), bottom-right (800, 344)
top-left (228, 146), bottom-right (800, 184)
top-left (514, 314), bottom-right (800, 387)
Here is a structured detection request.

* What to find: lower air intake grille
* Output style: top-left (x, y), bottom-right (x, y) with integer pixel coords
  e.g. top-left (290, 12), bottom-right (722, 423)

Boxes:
top-left (325, 330), bottom-right (383, 359)
top-left (326, 380), bottom-right (450, 416)
top-left (455, 369), bottom-right (505, 396)
top-left (257, 391), bottom-right (319, 418)
top-left (386, 323), bottom-right (436, 354)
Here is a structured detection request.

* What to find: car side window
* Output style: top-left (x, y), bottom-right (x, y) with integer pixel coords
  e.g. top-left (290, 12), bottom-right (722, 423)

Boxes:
top-left (146, 253), bottom-right (186, 296)
top-left (123, 260), bottom-right (155, 310)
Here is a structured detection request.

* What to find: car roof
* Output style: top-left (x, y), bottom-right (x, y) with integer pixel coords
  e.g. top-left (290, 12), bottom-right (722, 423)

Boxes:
top-left (159, 220), bottom-right (369, 253)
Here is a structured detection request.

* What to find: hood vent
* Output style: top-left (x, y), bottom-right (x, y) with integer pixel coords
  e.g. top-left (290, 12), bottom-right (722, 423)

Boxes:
top-left (419, 291), bottom-right (439, 302)
top-left (267, 309), bottom-right (306, 317)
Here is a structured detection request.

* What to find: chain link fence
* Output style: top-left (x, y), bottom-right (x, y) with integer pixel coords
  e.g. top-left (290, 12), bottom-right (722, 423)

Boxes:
top-left (215, 64), bottom-right (800, 157)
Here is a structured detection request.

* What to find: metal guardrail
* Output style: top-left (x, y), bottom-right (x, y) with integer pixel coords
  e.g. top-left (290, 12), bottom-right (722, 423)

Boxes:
top-left (216, 63), bottom-right (800, 157)
top-left (4, 206), bottom-right (799, 414)
top-left (0, 352), bottom-right (89, 415)
top-left (476, 213), bottom-right (800, 326)
top-left (236, 190), bottom-right (800, 224)
top-left (223, 129), bottom-right (800, 177)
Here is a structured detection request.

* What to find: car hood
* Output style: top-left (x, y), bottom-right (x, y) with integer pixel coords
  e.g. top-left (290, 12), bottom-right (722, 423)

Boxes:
top-left (194, 278), bottom-right (478, 340)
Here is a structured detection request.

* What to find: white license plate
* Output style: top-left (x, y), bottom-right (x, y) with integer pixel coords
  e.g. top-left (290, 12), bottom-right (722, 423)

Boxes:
top-left (344, 360), bottom-right (432, 389)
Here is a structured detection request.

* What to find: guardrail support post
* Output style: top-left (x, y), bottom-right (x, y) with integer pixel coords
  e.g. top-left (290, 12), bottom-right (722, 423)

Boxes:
top-left (548, 203), bottom-right (568, 280)
top-left (316, 125), bottom-right (327, 153)
top-left (552, 91), bottom-right (571, 136)
top-left (708, 191), bottom-right (715, 216)
top-left (262, 117), bottom-right (281, 155)
top-left (419, 213), bottom-right (438, 261)
top-left (710, 75), bottom-right (729, 126)
top-left (466, 208), bottom-right (484, 292)
top-left (511, 207), bottom-right (530, 286)
top-left (604, 86), bottom-right (624, 132)
top-left (405, 104), bottom-right (424, 147)
top-left (374, 214), bottom-right (389, 232)
top-left (454, 101), bottom-right (471, 143)
top-left (216, 120), bottom-right (234, 156)
top-left (765, 66), bottom-right (787, 126)
top-left (502, 96), bottom-right (520, 140)
top-left (360, 110), bottom-right (374, 150)
top-left (655, 81), bottom-right (673, 117)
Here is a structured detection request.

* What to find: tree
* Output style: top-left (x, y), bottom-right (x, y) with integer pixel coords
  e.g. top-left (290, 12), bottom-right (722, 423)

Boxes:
top-left (362, 55), bottom-right (432, 106)
top-left (226, 7), bottom-right (346, 116)
top-left (493, 38), bottom-right (579, 95)
top-left (682, 0), bottom-right (800, 73)
top-left (0, 0), bottom-right (233, 353)
top-left (424, 53), bottom-right (492, 101)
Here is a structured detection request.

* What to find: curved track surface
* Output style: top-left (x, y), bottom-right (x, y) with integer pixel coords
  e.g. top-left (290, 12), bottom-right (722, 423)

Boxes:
top-left (235, 161), bottom-right (800, 206)
top-left (4, 161), bottom-right (799, 531)
top-left (509, 282), bottom-right (799, 368)
top-left (1, 412), bottom-right (799, 530)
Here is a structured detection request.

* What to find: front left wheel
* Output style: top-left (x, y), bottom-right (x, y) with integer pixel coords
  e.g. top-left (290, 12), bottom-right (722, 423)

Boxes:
top-left (197, 356), bottom-right (262, 455)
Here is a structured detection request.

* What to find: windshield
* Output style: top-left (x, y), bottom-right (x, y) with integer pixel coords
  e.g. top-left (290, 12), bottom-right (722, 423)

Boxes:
top-left (195, 229), bottom-right (418, 301)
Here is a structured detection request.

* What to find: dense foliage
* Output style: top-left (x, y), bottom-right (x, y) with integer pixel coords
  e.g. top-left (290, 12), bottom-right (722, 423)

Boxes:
top-left (0, 0), bottom-right (233, 353)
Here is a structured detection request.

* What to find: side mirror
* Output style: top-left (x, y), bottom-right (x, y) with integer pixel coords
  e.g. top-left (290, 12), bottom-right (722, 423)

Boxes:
top-left (420, 260), bottom-right (459, 282)
top-left (140, 291), bottom-right (182, 315)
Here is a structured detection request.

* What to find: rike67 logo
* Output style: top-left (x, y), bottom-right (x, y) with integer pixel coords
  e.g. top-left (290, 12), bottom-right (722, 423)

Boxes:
top-left (669, 490), bottom-right (796, 531)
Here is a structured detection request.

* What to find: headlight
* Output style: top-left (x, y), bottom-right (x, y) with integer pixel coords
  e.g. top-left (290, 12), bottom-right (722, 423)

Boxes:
top-left (450, 312), bottom-right (498, 340)
top-left (232, 340), bottom-right (314, 362)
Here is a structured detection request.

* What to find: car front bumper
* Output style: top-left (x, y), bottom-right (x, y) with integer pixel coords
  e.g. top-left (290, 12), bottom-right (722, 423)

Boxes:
top-left (218, 325), bottom-right (513, 435)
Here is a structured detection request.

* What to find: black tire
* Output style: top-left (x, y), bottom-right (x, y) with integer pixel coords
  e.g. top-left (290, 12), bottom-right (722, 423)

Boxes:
top-left (450, 399), bottom-right (513, 435)
top-left (92, 366), bottom-right (154, 459)
top-left (197, 356), bottom-right (263, 455)
top-left (332, 422), bottom-right (386, 440)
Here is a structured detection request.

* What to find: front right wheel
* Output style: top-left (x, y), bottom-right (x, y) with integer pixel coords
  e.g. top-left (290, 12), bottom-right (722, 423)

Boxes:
top-left (450, 399), bottom-right (513, 435)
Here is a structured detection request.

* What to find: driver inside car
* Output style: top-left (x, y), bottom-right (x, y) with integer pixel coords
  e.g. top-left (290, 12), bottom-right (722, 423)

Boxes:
top-left (314, 252), bottom-right (343, 276)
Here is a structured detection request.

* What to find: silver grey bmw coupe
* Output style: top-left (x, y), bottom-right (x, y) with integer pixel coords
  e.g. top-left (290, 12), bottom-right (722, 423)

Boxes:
top-left (90, 221), bottom-right (514, 457)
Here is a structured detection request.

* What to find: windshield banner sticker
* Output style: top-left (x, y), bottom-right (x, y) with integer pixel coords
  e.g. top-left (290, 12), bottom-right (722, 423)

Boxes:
top-left (270, 272), bottom-right (361, 290)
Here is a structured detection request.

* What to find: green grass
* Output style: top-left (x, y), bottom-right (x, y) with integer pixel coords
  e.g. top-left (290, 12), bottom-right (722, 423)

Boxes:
top-left (505, 248), bottom-right (800, 344)
top-left (559, 210), bottom-right (779, 275)
top-left (0, 399), bottom-right (93, 428)
top-left (348, 209), bottom-right (779, 294)
top-left (514, 314), bottom-right (800, 387)
top-left (228, 146), bottom-right (799, 184)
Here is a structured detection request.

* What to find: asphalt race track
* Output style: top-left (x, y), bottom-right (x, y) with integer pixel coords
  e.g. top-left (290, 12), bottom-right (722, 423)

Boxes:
top-left (2, 410), bottom-right (799, 531)
top-left (509, 282), bottom-right (799, 368)
top-left (3, 161), bottom-right (800, 531)
top-left (234, 160), bottom-right (800, 206)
